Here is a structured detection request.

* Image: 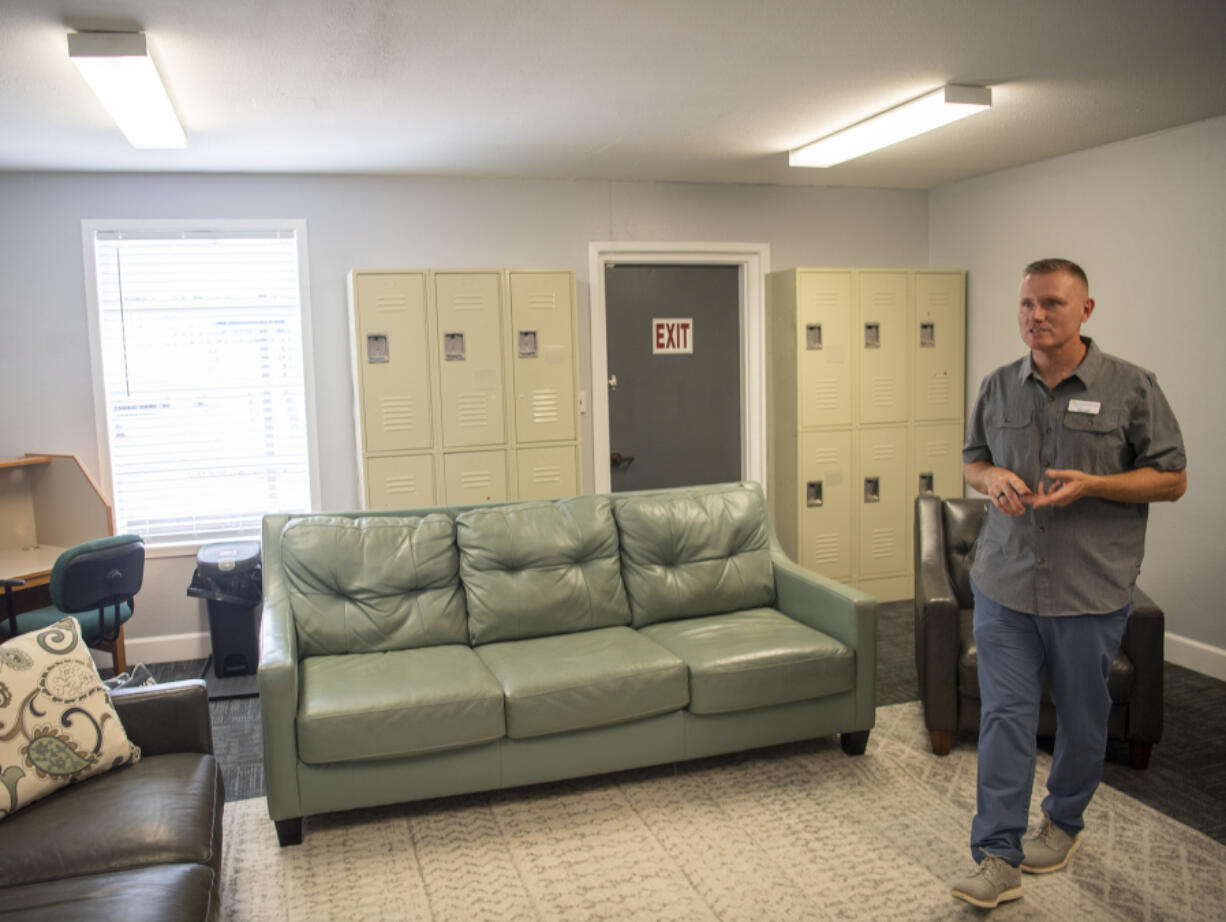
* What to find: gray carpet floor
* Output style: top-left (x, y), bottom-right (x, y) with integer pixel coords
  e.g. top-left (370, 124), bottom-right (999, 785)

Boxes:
top-left (148, 598), bottom-right (1226, 845)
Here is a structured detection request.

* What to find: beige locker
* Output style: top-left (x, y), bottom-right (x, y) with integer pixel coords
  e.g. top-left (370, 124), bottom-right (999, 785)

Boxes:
top-left (435, 272), bottom-right (506, 449)
top-left (366, 454), bottom-right (436, 509)
top-left (443, 450), bottom-right (509, 504)
top-left (912, 421), bottom-right (965, 501)
top-left (913, 272), bottom-right (966, 422)
top-left (857, 272), bottom-right (909, 425)
top-left (353, 272), bottom-right (433, 453)
top-left (798, 429), bottom-right (853, 580)
top-left (509, 271), bottom-right (577, 444)
top-left (797, 271), bottom-right (853, 429)
top-left (856, 426), bottom-right (908, 580)
top-left (516, 445), bottom-right (579, 500)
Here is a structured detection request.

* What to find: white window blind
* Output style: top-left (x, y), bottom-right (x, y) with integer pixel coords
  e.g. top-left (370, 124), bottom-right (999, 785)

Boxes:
top-left (89, 227), bottom-right (314, 544)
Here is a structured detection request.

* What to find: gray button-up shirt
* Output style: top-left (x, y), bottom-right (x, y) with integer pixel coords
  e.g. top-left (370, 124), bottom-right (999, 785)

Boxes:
top-left (963, 338), bottom-right (1185, 616)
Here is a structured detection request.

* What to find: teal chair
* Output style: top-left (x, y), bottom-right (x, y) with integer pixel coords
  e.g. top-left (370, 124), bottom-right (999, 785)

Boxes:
top-left (1, 534), bottom-right (144, 674)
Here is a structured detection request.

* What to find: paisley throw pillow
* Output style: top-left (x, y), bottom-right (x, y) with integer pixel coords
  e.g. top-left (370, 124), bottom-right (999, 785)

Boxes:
top-left (0, 617), bottom-right (141, 820)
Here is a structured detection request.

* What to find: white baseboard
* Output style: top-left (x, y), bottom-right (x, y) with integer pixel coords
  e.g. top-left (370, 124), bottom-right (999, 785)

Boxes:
top-left (120, 631), bottom-right (213, 666)
top-left (1165, 631), bottom-right (1226, 681)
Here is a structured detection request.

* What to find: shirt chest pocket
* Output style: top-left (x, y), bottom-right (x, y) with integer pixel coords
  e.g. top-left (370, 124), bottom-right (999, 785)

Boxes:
top-left (986, 412), bottom-right (1034, 469)
top-left (1061, 410), bottom-right (1130, 471)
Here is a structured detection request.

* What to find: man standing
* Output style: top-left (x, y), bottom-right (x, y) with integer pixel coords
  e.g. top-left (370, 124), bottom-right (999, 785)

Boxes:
top-left (950, 259), bottom-right (1187, 909)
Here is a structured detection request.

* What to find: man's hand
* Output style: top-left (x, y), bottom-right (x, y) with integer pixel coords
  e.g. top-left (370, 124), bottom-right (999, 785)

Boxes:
top-left (1025, 466), bottom-right (1186, 507)
top-left (1025, 469), bottom-right (1092, 508)
top-left (964, 461), bottom-right (1033, 517)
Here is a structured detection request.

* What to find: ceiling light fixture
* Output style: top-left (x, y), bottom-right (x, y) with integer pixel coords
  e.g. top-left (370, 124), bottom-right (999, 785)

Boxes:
top-left (789, 84), bottom-right (991, 168)
top-left (68, 31), bottom-right (185, 149)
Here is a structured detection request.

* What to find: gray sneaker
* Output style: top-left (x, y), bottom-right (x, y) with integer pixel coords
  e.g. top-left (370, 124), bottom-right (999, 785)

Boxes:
top-left (1021, 814), bottom-right (1080, 873)
top-left (951, 854), bottom-right (1022, 909)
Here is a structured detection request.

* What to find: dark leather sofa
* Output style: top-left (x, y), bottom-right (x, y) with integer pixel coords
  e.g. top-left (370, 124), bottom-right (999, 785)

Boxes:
top-left (0, 680), bottom-right (224, 921)
top-left (914, 494), bottom-right (1164, 770)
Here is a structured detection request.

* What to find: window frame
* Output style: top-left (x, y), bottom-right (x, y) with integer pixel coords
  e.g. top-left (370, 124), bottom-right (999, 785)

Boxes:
top-left (80, 217), bottom-right (322, 552)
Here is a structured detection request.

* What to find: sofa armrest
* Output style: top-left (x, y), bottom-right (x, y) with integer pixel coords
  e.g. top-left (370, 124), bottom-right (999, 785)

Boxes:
top-left (259, 595), bottom-right (302, 822)
top-left (110, 679), bottom-right (214, 756)
top-left (1123, 587), bottom-right (1164, 744)
top-left (771, 548), bottom-right (876, 730)
top-left (914, 495), bottom-right (962, 735)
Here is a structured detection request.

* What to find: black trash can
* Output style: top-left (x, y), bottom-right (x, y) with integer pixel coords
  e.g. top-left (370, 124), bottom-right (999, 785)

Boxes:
top-left (188, 540), bottom-right (262, 678)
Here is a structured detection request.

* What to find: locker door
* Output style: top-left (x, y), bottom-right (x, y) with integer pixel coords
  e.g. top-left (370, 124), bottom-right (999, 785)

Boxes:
top-left (435, 272), bottom-right (505, 448)
top-left (856, 426), bottom-right (908, 578)
top-left (365, 454), bottom-right (435, 509)
top-left (798, 429), bottom-right (853, 580)
top-left (797, 271), bottom-right (853, 429)
top-left (443, 450), bottom-right (509, 504)
top-left (857, 272), bottom-right (909, 425)
top-left (517, 445), bottom-right (578, 500)
top-left (354, 272), bottom-right (433, 452)
top-left (914, 272), bottom-right (965, 422)
top-left (510, 271), bottom-right (576, 443)
top-left (913, 422), bottom-right (965, 501)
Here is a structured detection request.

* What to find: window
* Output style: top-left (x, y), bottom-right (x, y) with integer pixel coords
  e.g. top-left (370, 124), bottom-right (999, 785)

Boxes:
top-left (83, 221), bottom-right (318, 545)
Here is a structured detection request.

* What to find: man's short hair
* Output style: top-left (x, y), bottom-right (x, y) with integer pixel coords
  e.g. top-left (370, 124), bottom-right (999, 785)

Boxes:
top-left (1024, 258), bottom-right (1088, 289)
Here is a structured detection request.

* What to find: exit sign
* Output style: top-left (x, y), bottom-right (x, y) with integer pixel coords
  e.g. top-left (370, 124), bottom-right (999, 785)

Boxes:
top-left (652, 318), bottom-right (693, 354)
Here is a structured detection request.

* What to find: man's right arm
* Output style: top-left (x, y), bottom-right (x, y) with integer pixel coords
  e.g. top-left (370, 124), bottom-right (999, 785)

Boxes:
top-left (964, 460), bottom-right (1033, 517)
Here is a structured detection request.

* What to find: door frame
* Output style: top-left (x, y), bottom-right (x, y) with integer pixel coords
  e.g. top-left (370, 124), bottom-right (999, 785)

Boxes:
top-left (587, 241), bottom-right (770, 494)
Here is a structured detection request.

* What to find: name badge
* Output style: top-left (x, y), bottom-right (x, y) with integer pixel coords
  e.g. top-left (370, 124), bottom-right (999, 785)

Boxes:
top-left (1068, 399), bottom-right (1101, 415)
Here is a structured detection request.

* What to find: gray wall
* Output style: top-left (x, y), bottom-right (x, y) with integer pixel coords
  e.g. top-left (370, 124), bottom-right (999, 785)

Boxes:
top-left (930, 114), bottom-right (1226, 676)
top-left (0, 171), bottom-right (927, 659)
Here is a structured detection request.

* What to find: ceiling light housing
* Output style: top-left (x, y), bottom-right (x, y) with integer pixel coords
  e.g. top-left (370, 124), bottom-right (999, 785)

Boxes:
top-left (68, 31), bottom-right (186, 149)
top-left (790, 84), bottom-right (991, 168)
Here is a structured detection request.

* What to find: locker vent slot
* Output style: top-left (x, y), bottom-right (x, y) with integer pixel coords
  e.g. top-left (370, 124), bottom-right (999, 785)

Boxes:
top-left (810, 291), bottom-right (838, 308)
top-left (385, 475), bottom-right (418, 495)
top-left (921, 289), bottom-right (952, 307)
top-left (924, 440), bottom-right (951, 458)
top-left (531, 389), bottom-right (560, 424)
top-left (531, 465), bottom-right (563, 484)
top-left (457, 393), bottom-right (490, 429)
top-left (926, 379), bottom-right (951, 406)
top-left (380, 396), bottom-right (415, 432)
top-left (374, 294), bottom-right (409, 313)
top-left (813, 379), bottom-right (840, 410)
top-left (451, 295), bottom-right (486, 311)
top-left (870, 291), bottom-right (901, 307)
top-left (527, 293), bottom-right (557, 311)
top-left (870, 528), bottom-right (896, 559)
top-left (460, 471), bottom-right (492, 489)
top-left (870, 443), bottom-right (897, 460)
top-left (811, 447), bottom-right (839, 465)
top-left (870, 378), bottom-right (896, 408)
top-left (812, 534), bottom-right (840, 565)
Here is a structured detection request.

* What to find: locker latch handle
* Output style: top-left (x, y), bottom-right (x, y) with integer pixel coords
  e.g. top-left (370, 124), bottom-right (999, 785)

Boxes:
top-left (518, 330), bottom-right (539, 358)
top-left (920, 322), bottom-right (935, 347)
top-left (805, 323), bottom-right (823, 350)
top-left (366, 333), bottom-right (389, 364)
top-left (443, 332), bottom-right (466, 361)
top-left (864, 323), bottom-right (880, 348)
top-left (864, 477), bottom-right (880, 503)
top-left (806, 480), bottom-right (823, 507)
top-left (919, 472), bottom-right (934, 493)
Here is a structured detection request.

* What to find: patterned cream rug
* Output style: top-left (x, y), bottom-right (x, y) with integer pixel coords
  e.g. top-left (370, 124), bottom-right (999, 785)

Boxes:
top-left (222, 702), bottom-right (1226, 920)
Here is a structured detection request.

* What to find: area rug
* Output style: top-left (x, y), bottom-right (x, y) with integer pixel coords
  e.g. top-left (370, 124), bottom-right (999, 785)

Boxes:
top-left (221, 702), bottom-right (1226, 920)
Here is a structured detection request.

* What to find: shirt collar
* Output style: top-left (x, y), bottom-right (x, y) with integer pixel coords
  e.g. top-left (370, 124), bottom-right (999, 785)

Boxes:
top-left (1019, 337), bottom-right (1101, 389)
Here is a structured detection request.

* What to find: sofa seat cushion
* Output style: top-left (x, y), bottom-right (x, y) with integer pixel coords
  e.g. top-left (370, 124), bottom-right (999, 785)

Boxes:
top-left (474, 626), bottom-right (688, 739)
top-left (0, 753), bottom-right (221, 889)
top-left (612, 483), bottom-right (775, 628)
top-left (297, 646), bottom-right (505, 764)
top-left (0, 863), bottom-right (217, 922)
top-left (457, 495), bottom-right (631, 644)
top-left (640, 608), bottom-right (855, 715)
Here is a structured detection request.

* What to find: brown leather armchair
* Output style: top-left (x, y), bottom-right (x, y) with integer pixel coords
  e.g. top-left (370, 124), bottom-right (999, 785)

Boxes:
top-left (914, 494), bottom-right (1164, 770)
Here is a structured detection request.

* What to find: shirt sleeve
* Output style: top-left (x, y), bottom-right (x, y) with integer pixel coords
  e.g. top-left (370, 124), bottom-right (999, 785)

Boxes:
top-left (962, 374), bottom-right (993, 465)
top-left (1129, 372), bottom-right (1187, 471)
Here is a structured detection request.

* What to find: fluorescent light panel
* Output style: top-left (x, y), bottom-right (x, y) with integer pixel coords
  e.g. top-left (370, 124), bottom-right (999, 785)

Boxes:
top-left (68, 31), bottom-right (185, 149)
top-left (790, 84), bottom-right (990, 168)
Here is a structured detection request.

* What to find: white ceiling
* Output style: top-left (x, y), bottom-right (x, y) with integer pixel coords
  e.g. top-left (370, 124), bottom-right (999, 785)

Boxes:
top-left (2, 0), bottom-right (1224, 189)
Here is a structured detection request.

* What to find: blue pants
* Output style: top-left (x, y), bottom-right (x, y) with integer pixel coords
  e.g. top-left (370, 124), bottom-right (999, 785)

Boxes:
top-left (970, 580), bottom-right (1130, 865)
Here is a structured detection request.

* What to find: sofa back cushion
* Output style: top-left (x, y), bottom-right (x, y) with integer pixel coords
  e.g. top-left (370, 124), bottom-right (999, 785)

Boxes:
top-left (281, 514), bottom-right (467, 656)
top-left (613, 483), bottom-right (775, 627)
top-left (457, 495), bottom-right (631, 644)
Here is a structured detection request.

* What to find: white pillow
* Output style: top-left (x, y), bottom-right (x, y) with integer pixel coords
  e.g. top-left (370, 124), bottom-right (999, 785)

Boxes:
top-left (0, 617), bottom-right (141, 820)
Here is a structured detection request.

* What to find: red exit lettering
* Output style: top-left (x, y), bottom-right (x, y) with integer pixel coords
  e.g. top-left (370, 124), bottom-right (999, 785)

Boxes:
top-left (652, 318), bottom-right (694, 354)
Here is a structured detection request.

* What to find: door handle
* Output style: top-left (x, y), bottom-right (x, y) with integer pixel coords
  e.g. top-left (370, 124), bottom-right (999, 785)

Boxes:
top-left (611, 452), bottom-right (635, 471)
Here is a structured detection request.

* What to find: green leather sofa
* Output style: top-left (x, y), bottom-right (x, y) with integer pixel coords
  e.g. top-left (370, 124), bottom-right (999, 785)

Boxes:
top-left (259, 482), bottom-right (876, 846)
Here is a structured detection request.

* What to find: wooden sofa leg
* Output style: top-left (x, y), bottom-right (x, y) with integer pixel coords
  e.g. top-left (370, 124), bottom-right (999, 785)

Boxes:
top-left (1129, 742), bottom-right (1153, 770)
top-left (929, 730), bottom-right (953, 756)
top-left (840, 730), bottom-right (870, 756)
top-left (275, 818), bottom-right (303, 847)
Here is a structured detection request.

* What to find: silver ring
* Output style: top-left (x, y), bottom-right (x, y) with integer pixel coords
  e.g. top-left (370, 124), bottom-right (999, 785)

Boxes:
top-left (996, 493), bottom-right (1007, 500)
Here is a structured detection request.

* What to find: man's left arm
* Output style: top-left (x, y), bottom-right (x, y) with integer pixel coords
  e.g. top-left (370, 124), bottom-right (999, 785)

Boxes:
top-left (1028, 466), bottom-right (1186, 507)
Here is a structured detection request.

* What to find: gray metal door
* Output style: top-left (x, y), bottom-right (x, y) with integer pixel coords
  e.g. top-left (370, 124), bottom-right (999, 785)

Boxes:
top-left (605, 264), bottom-right (742, 491)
